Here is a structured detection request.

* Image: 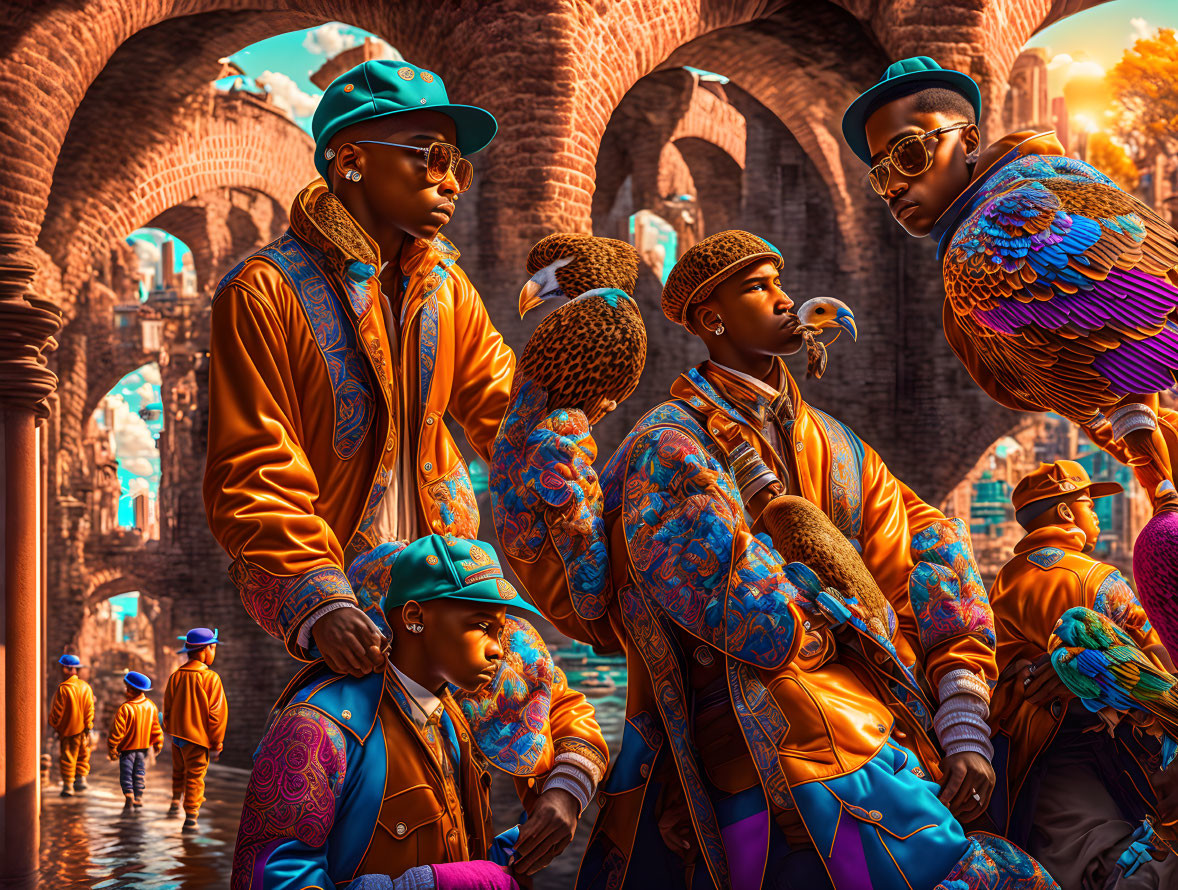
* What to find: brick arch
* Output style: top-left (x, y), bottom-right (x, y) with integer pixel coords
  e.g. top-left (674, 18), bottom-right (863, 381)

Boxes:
top-left (41, 91), bottom-right (311, 307)
top-left (673, 136), bottom-right (743, 236)
top-left (85, 572), bottom-right (165, 610)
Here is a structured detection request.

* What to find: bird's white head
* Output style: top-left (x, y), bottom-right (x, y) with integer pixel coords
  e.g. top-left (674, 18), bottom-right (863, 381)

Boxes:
top-left (796, 297), bottom-right (858, 342)
top-left (519, 256), bottom-right (575, 318)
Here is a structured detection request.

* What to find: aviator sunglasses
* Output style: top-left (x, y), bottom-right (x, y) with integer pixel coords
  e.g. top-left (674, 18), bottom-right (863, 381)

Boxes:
top-left (867, 122), bottom-right (970, 196)
top-left (354, 140), bottom-right (474, 193)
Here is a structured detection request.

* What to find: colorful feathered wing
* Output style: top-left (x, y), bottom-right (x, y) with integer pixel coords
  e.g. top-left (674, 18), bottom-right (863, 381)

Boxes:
top-left (1049, 606), bottom-right (1178, 752)
top-left (943, 154), bottom-right (1178, 426)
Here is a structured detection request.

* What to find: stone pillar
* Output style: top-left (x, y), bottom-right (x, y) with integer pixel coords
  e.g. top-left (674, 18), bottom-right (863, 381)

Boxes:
top-left (0, 237), bottom-right (61, 884)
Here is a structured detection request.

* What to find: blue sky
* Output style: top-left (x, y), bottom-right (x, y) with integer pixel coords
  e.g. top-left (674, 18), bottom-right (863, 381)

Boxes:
top-left (95, 364), bottom-right (162, 529)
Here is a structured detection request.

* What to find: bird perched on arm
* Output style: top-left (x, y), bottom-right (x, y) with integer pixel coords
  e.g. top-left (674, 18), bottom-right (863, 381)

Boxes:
top-left (794, 297), bottom-right (858, 379)
top-left (1049, 606), bottom-right (1178, 759)
top-left (941, 154), bottom-right (1178, 653)
top-left (515, 233), bottom-right (645, 424)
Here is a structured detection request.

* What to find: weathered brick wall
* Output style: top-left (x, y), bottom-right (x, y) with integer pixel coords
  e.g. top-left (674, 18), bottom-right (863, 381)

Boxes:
top-left (11, 0), bottom-right (1113, 765)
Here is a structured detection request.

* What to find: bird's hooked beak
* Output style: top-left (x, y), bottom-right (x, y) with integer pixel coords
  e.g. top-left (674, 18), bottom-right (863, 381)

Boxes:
top-left (796, 298), bottom-right (858, 343)
top-left (518, 256), bottom-right (575, 318)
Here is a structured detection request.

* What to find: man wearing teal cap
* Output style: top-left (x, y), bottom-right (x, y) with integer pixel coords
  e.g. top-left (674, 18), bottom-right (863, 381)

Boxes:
top-left (205, 60), bottom-right (518, 677)
top-left (232, 535), bottom-right (609, 890)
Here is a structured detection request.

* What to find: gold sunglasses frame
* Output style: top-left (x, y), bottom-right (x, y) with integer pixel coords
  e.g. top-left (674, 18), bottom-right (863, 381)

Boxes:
top-left (867, 122), bottom-right (970, 196)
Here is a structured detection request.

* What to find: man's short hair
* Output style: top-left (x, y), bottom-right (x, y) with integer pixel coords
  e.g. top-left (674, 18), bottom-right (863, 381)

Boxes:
top-left (867, 84), bottom-right (978, 126)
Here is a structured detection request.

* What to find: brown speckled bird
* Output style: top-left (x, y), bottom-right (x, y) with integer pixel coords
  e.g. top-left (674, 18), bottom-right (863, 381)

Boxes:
top-left (515, 233), bottom-right (646, 423)
top-left (795, 297), bottom-right (858, 380)
top-left (755, 494), bottom-right (892, 638)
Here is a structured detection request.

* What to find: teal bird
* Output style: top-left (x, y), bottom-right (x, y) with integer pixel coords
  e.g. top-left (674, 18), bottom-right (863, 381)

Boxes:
top-left (1049, 606), bottom-right (1178, 765)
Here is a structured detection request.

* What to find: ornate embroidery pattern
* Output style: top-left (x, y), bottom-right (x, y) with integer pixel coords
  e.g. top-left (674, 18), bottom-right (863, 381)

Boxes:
top-left (729, 660), bottom-right (794, 810)
top-left (809, 408), bottom-right (865, 539)
top-left (1093, 570), bottom-right (1151, 632)
top-left (428, 462), bottom-right (480, 538)
top-left (232, 706), bottom-right (347, 888)
top-left (909, 518), bottom-right (996, 653)
top-left (553, 736), bottom-right (609, 782)
top-left (618, 583), bottom-right (729, 888)
top-left (357, 464), bottom-right (394, 533)
top-left (419, 295), bottom-right (440, 406)
top-left (453, 617), bottom-right (555, 776)
top-left (489, 379), bottom-right (611, 619)
top-left (258, 235), bottom-right (375, 459)
top-left (228, 559), bottom-right (353, 645)
top-left (344, 541), bottom-right (407, 620)
top-left (621, 424), bottom-right (799, 668)
top-left (937, 832), bottom-right (1059, 889)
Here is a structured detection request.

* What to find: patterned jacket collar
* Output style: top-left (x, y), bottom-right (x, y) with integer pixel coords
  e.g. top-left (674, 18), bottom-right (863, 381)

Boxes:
top-left (929, 130), bottom-right (1063, 259)
top-left (671, 359), bottom-right (802, 430)
top-left (1014, 524), bottom-right (1088, 556)
top-left (288, 178), bottom-right (460, 288)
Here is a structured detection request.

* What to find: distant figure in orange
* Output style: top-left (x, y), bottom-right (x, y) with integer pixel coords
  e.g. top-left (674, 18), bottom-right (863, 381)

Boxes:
top-left (163, 628), bottom-right (227, 832)
top-left (107, 670), bottom-right (164, 809)
top-left (48, 653), bottom-right (94, 797)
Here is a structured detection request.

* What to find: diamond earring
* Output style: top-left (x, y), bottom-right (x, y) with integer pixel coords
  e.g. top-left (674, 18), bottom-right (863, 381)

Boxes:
top-left (714, 320), bottom-right (725, 336)
top-left (405, 623), bottom-right (424, 634)
top-left (324, 148), bottom-right (336, 160)
top-left (347, 170), bottom-right (362, 182)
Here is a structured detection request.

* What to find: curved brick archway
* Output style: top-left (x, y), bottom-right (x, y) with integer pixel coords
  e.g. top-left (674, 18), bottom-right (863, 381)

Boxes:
top-left (42, 92), bottom-right (311, 309)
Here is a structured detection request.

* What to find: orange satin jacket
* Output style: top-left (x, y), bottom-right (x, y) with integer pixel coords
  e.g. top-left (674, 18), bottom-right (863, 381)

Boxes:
top-left (988, 523), bottom-right (1163, 829)
top-left (49, 675), bottom-right (95, 737)
top-left (163, 661), bottom-right (228, 749)
top-left (108, 695), bottom-right (164, 755)
top-left (204, 180), bottom-right (515, 657)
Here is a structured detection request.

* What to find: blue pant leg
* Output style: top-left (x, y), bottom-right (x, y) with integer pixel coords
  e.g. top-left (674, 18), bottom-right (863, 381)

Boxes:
top-left (118, 752), bottom-right (134, 794)
top-left (132, 750), bottom-right (147, 797)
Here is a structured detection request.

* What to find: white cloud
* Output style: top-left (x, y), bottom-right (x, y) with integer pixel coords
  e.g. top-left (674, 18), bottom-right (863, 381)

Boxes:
top-left (122, 457), bottom-right (155, 477)
top-left (255, 70), bottom-right (321, 119)
top-left (127, 477), bottom-right (151, 498)
top-left (131, 239), bottom-right (160, 278)
top-left (135, 382), bottom-right (158, 405)
top-left (1047, 52), bottom-right (1074, 70)
top-left (139, 365), bottom-right (161, 386)
top-left (303, 23), bottom-right (359, 56)
top-left (103, 393), bottom-right (158, 461)
top-left (1131, 17), bottom-right (1151, 41)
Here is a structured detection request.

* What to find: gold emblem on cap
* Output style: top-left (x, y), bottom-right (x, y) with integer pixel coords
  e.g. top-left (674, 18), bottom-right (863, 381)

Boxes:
top-left (398, 67), bottom-right (415, 81)
top-left (420, 71), bottom-right (435, 83)
top-left (426, 554), bottom-right (439, 566)
top-left (1060, 481), bottom-right (1076, 491)
top-left (343, 83), bottom-right (354, 92)
top-left (497, 579), bottom-right (515, 600)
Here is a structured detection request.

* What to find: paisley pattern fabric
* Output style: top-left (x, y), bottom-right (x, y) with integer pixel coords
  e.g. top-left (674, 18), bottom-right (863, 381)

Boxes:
top-left (453, 616), bottom-right (555, 775)
top-left (936, 832), bottom-right (1060, 890)
top-left (490, 379), bottom-right (612, 620)
top-left (910, 518), bottom-right (997, 657)
top-left (357, 463), bottom-right (395, 534)
top-left (1094, 569), bottom-right (1152, 633)
top-left (229, 559), bottom-right (356, 649)
top-left (232, 706), bottom-right (347, 889)
top-left (418, 295), bottom-right (440, 406)
top-left (427, 462), bottom-right (480, 538)
top-left (344, 540), bottom-right (407, 631)
top-left (620, 424), bottom-right (800, 669)
top-left (809, 407), bottom-right (865, 539)
top-left (257, 235), bottom-right (375, 460)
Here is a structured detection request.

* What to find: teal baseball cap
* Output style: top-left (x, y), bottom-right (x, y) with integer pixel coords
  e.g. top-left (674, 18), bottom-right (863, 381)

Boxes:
top-left (382, 535), bottom-right (542, 619)
top-left (312, 60), bottom-right (498, 179)
top-left (841, 57), bottom-right (982, 165)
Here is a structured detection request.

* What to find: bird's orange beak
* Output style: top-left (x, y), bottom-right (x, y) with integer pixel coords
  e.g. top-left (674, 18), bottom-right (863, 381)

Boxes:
top-left (519, 279), bottom-right (545, 318)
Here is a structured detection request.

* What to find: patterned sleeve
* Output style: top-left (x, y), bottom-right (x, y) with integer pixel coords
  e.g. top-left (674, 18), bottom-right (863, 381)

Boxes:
top-left (231, 707), bottom-right (348, 890)
top-left (1092, 569), bottom-right (1159, 650)
top-left (621, 426), bottom-right (804, 669)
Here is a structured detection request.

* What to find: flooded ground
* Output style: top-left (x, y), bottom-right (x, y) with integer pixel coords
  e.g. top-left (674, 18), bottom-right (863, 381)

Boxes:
top-left (37, 661), bottom-right (628, 888)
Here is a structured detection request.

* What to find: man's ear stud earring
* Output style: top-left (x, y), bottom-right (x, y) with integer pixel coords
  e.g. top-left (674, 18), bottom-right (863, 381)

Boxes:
top-left (405, 623), bottom-right (424, 634)
top-left (346, 169), bottom-right (362, 182)
top-left (324, 148), bottom-right (336, 160)
top-left (715, 321), bottom-right (725, 335)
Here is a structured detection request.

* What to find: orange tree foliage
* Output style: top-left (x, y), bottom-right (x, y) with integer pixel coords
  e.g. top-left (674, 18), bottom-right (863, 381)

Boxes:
top-left (1086, 132), bottom-right (1139, 192)
top-left (1109, 27), bottom-right (1178, 165)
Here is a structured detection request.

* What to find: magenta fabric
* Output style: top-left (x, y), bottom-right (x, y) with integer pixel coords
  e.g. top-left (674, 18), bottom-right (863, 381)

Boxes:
top-left (430, 860), bottom-right (520, 890)
top-left (1134, 510), bottom-right (1178, 657)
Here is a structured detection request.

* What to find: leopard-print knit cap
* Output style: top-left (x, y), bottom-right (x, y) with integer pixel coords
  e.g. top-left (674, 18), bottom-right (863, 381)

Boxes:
top-left (661, 230), bottom-right (783, 326)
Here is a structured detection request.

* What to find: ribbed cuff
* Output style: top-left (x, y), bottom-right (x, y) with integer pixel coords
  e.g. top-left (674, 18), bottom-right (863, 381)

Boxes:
top-left (296, 600), bottom-right (363, 649)
top-left (542, 761), bottom-right (597, 813)
top-left (934, 693), bottom-right (995, 761)
top-left (392, 866), bottom-right (435, 890)
top-left (937, 668), bottom-right (991, 705)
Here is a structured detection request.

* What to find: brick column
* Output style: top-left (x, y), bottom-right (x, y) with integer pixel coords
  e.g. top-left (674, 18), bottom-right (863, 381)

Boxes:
top-left (0, 237), bottom-right (61, 883)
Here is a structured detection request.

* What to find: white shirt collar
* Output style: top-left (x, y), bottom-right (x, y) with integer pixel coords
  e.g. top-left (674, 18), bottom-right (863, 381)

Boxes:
top-left (391, 664), bottom-right (443, 729)
top-left (713, 361), bottom-right (781, 399)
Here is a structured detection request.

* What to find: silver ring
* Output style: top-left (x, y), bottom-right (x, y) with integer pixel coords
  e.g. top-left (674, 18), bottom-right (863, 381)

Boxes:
top-left (971, 791), bottom-right (981, 802)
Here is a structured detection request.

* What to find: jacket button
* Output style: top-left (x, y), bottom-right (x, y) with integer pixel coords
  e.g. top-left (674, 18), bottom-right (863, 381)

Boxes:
top-left (424, 462), bottom-right (433, 473)
top-left (447, 829), bottom-right (458, 842)
top-left (869, 810), bottom-right (882, 822)
top-left (341, 710), bottom-right (352, 720)
top-left (425, 415), bottom-right (435, 426)
top-left (395, 822), bottom-right (407, 836)
top-left (795, 441), bottom-right (804, 452)
top-left (877, 724), bottom-right (887, 733)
